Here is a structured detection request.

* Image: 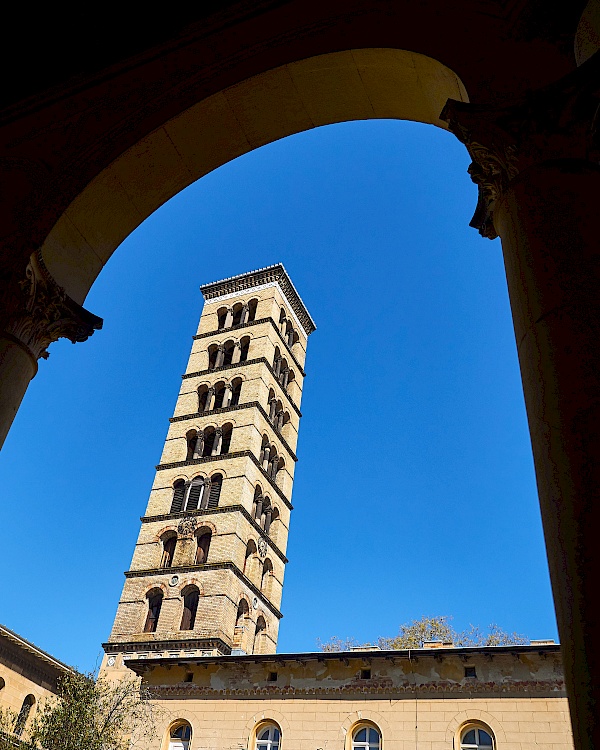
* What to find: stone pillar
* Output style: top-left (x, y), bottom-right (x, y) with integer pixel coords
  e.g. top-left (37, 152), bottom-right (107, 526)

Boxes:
top-left (264, 510), bottom-right (272, 534)
top-left (262, 446), bottom-right (271, 470)
top-left (442, 53), bottom-right (600, 750)
top-left (274, 357), bottom-right (282, 377)
top-left (200, 480), bottom-right (211, 510)
top-left (205, 387), bottom-right (215, 411)
top-left (215, 346), bottom-right (225, 368)
top-left (240, 304), bottom-right (249, 325)
top-left (223, 383), bottom-right (233, 408)
top-left (224, 308), bottom-right (233, 328)
top-left (193, 432), bottom-right (204, 459)
top-left (0, 252), bottom-right (102, 449)
top-left (255, 497), bottom-right (263, 521)
top-left (269, 399), bottom-right (277, 420)
top-left (281, 369), bottom-right (290, 389)
top-left (232, 342), bottom-right (242, 364)
top-left (212, 428), bottom-right (223, 456)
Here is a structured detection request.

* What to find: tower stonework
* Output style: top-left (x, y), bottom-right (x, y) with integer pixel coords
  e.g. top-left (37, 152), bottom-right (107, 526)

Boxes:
top-left (102, 265), bottom-right (315, 673)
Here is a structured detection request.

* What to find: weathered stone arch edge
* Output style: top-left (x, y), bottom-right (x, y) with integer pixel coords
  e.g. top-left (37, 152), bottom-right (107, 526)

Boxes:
top-left (39, 47), bottom-right (468, 305)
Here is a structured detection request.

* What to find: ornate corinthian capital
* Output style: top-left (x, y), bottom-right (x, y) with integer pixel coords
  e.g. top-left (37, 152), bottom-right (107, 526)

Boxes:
top-left (441, 52), bottom-right (600, 239)
top-left (2, 252), bottom-right (102, 366)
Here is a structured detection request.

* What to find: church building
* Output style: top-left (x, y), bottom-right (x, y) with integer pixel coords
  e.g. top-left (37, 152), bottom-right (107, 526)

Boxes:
top-left (96, 263), bottom-right (574, 750)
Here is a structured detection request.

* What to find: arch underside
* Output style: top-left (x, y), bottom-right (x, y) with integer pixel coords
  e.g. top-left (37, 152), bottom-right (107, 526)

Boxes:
top-left (40, 48), bottom-right (468, 305)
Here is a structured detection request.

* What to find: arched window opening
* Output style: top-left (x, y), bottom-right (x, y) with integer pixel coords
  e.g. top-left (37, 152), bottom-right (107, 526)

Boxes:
top-left (160, 533), bottom-right (177, 568)
top-left (460, 726), bottom-right (494, 750)
top-left (252, 486), bottom-right (263, 521)
top-left (180, 586), bottom-right (200, 630)
top-left (279, 359), bottom-right (289, 388)
top-left (256, 724), bottom-right (280, 750)
top-left (223, 341), bottom-right (235, 366)
top-left (269, 508), bottom-right (280, 539)
top-left (231, 378), bottom-right (242, 407)
top-left (253, 616), bottom-right (267, 653)
top-left (233, 598), bottom-right (250, 650)
top-left (261, 497), bottom-right (272, 532)
top-left (185, 475), bottom-right (205, 512)
top-left (169, 721), bottom-right (192, 750)
top-left (195, 528), bottom-right (212, 564)
top-left (275, 458), bottom-right (285, 483)
top-left (232, 303), bottom-right (244, 326)
top-left (171, 480), bottom-right (187, 514)
top-left (208, 344), bottom-right (219, 370)
top-left (221, 424), bottom-right (233, 454)
top-left (243, 539), bottom-right (257, 574)
top-left (286, 370), bottom-right (295, 393)
top-left (240, 336), bottom-right (250, 362)
top-left (261, 558), bottom-right (273, 592)
top-left (198, 385), bottom-right (209, 412)
top-left (217, 307), bottom-right (228, 330)
top-left (273, 346), bottom-right (281, 375)
top-left (185, 431), bottom-right (198, 461)
top-left (0, 677), bottom-right (5, 691)
top-left (144, 590), bottom-right (163, 633)
top-left (248, 299), bottom-right (258, 322)
top-left (213, 382), bottom-right (226, 409)
top-left (279, 308), bottom-right (287, 333)
top-left (267, 449), bottom-right (279, 479)
top-left (352, 726), bottom-right (381, 750)
top-left (14, 694), bottom-right (35, 737)
top-left (207, 474), bottom-right (223, 509)
top-left (202, 428), bottom-right (216, 457)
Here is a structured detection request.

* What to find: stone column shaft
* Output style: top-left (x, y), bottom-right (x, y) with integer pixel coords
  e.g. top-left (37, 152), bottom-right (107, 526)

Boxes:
top-left (232, 343), bottom-right (241, 364)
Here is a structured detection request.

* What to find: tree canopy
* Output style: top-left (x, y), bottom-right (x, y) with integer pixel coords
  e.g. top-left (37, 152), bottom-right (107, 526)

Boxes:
top-left (317, 615), bottom-right (528, 652)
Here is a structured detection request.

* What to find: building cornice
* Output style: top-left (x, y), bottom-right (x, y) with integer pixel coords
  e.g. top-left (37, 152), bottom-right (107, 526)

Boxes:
top-left (124, 562), bottom-right (283, 619)
top-left (0, 623), bottom-right (74, 676)
top-left (156, 451), bottom-right (293, 510)
top-left (182, 357), bottom-right (302, 417)
top-left (192, 317), bottom-right (306, 378)
top-left (139, 504), bottom-right (288, 563)
top-left (200, 264), bottom-right (316, 336)
top-left (103, 638), bottom-right (230, 655)
top-left (169, 401), bottom-right (298, 462)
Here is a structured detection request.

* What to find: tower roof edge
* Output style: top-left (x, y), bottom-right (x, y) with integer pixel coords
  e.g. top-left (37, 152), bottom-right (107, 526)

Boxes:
top-left (200, 263), bottom-right (316, 335)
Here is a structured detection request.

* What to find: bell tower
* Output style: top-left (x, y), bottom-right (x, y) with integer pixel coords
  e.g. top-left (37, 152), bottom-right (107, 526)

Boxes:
top-left (102, 265), bottom-right (315, 671)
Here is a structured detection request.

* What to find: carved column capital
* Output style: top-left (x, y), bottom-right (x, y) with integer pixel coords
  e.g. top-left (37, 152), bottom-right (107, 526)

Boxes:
top-left (1, 252), bottom-right (102, 367)
top-left (441, 53), bottom-right (600, 239)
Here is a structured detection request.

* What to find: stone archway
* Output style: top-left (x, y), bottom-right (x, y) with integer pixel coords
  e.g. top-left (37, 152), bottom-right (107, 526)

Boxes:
top-left (40, 49), bottom-right (467, 305)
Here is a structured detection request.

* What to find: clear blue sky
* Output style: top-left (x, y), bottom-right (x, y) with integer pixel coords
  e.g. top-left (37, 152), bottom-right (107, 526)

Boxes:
top-left (0, 120), bottom-right (557, 671)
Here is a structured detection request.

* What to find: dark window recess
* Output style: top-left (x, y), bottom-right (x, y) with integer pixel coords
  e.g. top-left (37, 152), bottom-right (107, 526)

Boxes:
top-left (184, 673), bottom-right (194, 683)
top-left (170, 481), bottom-right (186, 513)
top-left (464, 666), bottom-right (477, 678)
top-left (268, 672), bottom-right (278, 682)
top-left (208, 476), bottom-right (222, 508)
top-left (180, 588), bottom-right (200, 630)
top-left (360, 669), bottom-right (371, 680)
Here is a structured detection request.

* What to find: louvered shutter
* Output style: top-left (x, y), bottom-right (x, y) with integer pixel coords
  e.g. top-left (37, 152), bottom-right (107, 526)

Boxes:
top-left (186, 478), bottom-right (203, 511)
top-left (207, 477), bottom-right (222, 508)
top-left (170, 482), bottom-right (186, 513)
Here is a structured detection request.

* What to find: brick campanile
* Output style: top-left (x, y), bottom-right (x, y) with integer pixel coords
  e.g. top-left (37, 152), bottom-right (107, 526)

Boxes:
top-left (102, 265), bottom-right (315, 672)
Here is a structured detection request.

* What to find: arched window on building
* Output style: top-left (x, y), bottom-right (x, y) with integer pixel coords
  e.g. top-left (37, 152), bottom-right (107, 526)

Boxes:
top-left (217, 307), bottom-right (228, 330)
top-left (169, 721), bottom-right (192, 750)
top-left (202, 427), bottom-right (216, 457)
top-left (160, 533), bottom-right (177, 568)
top-left (240, 336), bottom-right (250, 362)
top-left (14, 694), bottom-right (35, 737)
top-left (260, 497), bottom-right (272, 532)
top-left (279, 308), bottom-right (287, 333)
top-left (352, 726), bottom-right (381, 750)
top-left (207, 473), bottom-right (223, 509)
top-left (273, 346), bottom-right (281, 375)
top-left (261, 558), bottom-right (273, 593)
top-left (243, 539), bottom-right (257, 575)
top-left (256, 724), bottom-right (280, 750)
top-left (0, 677), bottom-right (5, 691)
top-left (230, 378), bottom-right (242, 406)
top-left (143, 590), bottom-right (163, 633)
top-left (195, 527), bottom-right (212, 564)
top-left (223, 340), bottom-right (236, 366)
top-left (232, 302), bottom-right (244, 326)
top-left (185, 475), bottom-right (205, 512)
top-left (185, 430), bottom-right (198, 461)
top-left (170, 479), bottom-right (187, 513)
top-left (198, 385), bottom-right (209, 412)
top-left (233, 598), bottom-right (250, 650)
top-left (221, 424), bottom-right (233, 454)
top-left (180, 586), bottom-right (200, 631)
top-left (460, 726), bottom-right (494, 750)
top-left (253, 616), bottom-right (267, 653)
top-left (286, 370), bottom-right (295, 394)
top-left (275, 457), bottom-right (285, 484)
top-left (269, 507), bottom-right (280, 539)
top-left (213, 381), bottom-right (226, 409)
top-left (248, 299), bottom-right (258, 322)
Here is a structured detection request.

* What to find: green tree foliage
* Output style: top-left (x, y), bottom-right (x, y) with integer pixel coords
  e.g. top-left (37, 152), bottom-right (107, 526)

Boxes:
top-left (0, 672), bottom-right (160, 750)
top-left (318, 615), bottom-right (528, 652)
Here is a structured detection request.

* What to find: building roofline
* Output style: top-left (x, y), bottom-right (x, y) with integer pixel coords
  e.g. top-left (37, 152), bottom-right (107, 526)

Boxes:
top-left (0, 623), bottom-right (74, 675)
top-left (200, 264), bottom-right (316, 336)
top-left (124, 643), bottom-right (561, 674)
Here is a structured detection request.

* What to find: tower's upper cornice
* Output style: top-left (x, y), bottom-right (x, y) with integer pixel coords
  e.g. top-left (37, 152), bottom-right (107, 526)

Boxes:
top-left (200, 264), bottom-right (316, 336)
